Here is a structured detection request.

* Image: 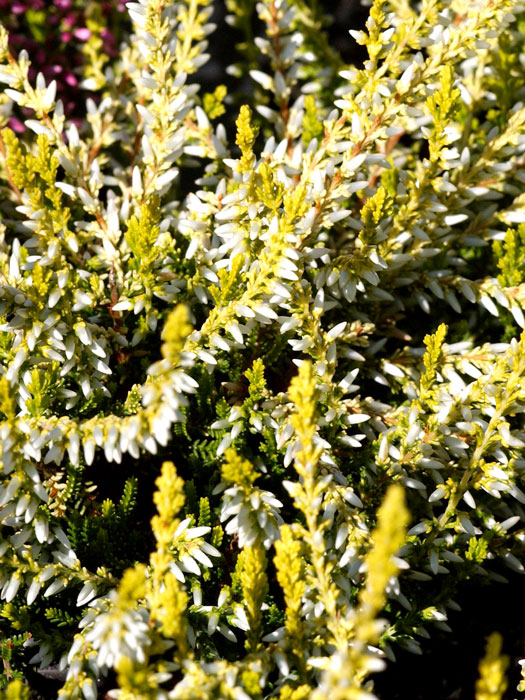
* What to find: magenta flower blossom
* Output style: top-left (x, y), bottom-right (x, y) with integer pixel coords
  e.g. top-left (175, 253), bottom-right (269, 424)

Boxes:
top-left (73, 27), bottom-right (91, 41)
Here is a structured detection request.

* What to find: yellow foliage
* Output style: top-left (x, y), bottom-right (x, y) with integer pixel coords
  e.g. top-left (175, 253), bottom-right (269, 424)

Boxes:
top-left (475, 633), bottom-right (509, 700)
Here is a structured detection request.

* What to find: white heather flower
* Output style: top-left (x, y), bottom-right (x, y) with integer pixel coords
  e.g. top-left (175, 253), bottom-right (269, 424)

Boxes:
top-left (220, 485), bottom-right (283, 549)
top-left (169, 519), bottom-right (220, 581)
top-left (84, 596), bottom-right (151, 670)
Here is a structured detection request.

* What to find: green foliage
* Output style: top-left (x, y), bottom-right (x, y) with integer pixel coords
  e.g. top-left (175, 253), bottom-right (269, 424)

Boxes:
top-left (0, 635), bottom-right (30, 690)
top-left (66, 476), bottom-right (146, 575)
top-left (44, 607), bottom-right (80, 628)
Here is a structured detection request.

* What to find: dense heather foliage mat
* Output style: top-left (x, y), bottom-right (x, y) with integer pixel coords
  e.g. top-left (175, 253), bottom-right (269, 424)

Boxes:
top-left (0, 0), bottom-right (523, 697)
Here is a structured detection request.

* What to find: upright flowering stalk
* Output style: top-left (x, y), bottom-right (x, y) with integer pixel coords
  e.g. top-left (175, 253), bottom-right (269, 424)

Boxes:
top-left (282, 361), bottom-right (409, 696)
top-left (310, 484), bottom-right (409, 700)
top-left (285, 361), bottom-right (344, 650)
top-left (148, 460), bottom-right (188, 654)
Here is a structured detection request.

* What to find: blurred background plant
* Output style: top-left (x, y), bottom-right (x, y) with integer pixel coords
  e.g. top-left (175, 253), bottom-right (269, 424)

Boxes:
top-left (0, 0), bottom-right (368, 131)
top-left (0, 0), bottom-right (128, 125)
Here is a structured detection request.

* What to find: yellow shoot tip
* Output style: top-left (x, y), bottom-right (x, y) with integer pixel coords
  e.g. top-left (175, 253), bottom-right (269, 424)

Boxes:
top-left (358, 484), bottom-right (409, 629)
top-left (475, 632), bottom-right (509, 700)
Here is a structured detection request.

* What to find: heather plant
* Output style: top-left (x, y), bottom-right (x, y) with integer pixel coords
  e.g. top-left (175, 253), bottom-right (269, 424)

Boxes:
top-left (0, 0), bottom-right (523, 698)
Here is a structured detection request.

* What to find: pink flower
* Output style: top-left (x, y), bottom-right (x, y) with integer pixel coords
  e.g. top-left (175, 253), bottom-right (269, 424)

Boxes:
top-left (8, 117), bottom-right (24, 133)
top-left (64, 72), bottom-right (78, 87)
top-left (63, 12), bottom-right (77, 28)
top-left (73, 27), bottom-right (91, 41)
top-left (11, 0), bottom-right (43, 9)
